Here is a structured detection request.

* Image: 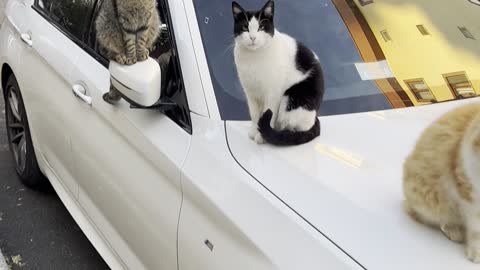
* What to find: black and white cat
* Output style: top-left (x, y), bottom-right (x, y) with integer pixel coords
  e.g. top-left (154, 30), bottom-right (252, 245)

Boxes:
top-left (233, 0), bottom-right (324, 146)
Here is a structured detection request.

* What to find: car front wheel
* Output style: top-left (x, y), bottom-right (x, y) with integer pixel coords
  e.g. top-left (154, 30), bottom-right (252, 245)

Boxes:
top-left (4, 74), bottom-right (46, 188)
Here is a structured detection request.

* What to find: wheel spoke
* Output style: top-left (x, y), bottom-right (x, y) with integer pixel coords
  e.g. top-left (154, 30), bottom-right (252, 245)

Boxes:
top-left (18, 136), bottom-right (27, 171)
top-left (12, 142), bottom-right (20, 165)
top-left (8, 123), bottom-right (24, 130)
top-left (5, 86), bottom-right (27, 172)
top-left (11, 131), bottom-right (25, 145)
top-left (8, 89), bottom-right (22, 122)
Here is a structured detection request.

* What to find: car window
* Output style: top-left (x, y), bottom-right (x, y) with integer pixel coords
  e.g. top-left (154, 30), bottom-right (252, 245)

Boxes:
top-left (37, 0), bottom-right (52, 10)
top-left (193, 0), bottom-right (480, 120)
top-left (88, 0), bottom-right (192, 133)
top-left (149, 1), bottom-right (192, 133)
top-left (37, 0), bottom-right (97, 41)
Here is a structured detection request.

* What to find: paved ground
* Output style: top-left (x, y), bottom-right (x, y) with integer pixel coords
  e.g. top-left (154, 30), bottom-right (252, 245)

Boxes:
top-left (0, 93), bottom-right (109, 269)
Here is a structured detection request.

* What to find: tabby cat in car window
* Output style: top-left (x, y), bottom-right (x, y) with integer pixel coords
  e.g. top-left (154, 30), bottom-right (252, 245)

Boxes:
top-left (232, 0), bottom-right (324, 146)
top-left (96, 0), bottom-right (161, 104)
top-left (403, 103), bottom-right (480, 263)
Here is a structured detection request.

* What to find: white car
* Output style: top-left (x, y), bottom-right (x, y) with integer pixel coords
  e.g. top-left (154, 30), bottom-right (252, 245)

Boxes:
top-left (1, 0), bottom-right (479, 269)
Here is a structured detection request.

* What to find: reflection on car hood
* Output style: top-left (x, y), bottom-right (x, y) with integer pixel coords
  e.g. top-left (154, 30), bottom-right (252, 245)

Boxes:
top-left (226, 99), bottom-right (480, 270)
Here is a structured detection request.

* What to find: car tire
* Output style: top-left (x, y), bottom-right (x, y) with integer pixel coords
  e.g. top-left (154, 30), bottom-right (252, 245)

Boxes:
top-left (4, 74), bottom-right (47, 188)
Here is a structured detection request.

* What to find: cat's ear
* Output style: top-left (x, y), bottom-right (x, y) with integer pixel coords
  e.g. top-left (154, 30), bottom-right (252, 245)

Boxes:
top-left (261, 0), bottom-right (274, 19)
top-left (232, 1), bottom-right (245, 20)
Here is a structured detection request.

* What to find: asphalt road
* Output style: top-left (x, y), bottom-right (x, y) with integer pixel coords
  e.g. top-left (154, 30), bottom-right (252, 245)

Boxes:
top-left (0, 93), bottom-right (109, 269)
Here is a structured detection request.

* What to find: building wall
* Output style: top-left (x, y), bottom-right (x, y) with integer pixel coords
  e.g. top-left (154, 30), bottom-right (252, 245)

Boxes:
top-left (355, 0), bottom-right (480, 105)
top-left (332, 0), bottom-right (413, 108)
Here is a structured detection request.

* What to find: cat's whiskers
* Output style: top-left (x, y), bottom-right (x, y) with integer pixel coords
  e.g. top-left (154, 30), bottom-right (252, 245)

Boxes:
top-left (223, 41), bottom-right (236, 56)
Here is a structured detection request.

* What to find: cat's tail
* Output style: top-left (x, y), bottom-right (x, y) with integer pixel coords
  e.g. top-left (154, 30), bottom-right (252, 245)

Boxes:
top-left (258, 109), bottom-right (320, 146)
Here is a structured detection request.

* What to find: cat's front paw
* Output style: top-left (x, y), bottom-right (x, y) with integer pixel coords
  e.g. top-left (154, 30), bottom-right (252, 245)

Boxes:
top-left (114, 54), bottom-right (127, 65)
top-left (466, 246), bottom-right (480, 263)
top-left (254, 133), bottom-right (265, 144)
top-left (441, 224), bottom-right (465, 243)
top-left (137, 49), bottom-right (150, 62)
top-left (248, 127), bottom-right (259, 140)
top-left (125, 56), bottom-right (137, 65)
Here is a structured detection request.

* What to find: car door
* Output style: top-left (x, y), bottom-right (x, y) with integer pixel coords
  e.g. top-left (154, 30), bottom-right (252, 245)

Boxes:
top-left (69, 1), bottom-right (191, 269)
top-left (16, 0), bottom-right (98, 196)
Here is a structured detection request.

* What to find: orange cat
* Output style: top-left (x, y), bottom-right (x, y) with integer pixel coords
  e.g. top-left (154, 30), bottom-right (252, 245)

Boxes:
top-left (403, 103), bottom-right (480, 263)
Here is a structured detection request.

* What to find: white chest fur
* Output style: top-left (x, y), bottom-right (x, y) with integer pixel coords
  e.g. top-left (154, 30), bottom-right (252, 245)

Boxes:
top-left (234, 31), bottom-right (308, 100)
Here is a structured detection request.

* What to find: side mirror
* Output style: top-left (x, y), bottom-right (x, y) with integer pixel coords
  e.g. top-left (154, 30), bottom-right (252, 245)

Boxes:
top-left (109, 58), bottom-right (161, 107)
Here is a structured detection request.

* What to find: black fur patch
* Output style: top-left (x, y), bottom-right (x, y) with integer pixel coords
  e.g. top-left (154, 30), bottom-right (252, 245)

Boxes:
top-left (258, 109), bottom-right (320, 146)
top-left (257, 14), bottom-right (275, 37)
top-left (284, 42), bottom-right (324, 111)
top-left (296, 42), bottom-right (316, 73)
top-left (232, 1), bottom-right (275, 38)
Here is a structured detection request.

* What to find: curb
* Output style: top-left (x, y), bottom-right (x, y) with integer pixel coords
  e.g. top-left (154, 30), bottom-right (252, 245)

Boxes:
top-left (0, 249), bottom-right (7, 270)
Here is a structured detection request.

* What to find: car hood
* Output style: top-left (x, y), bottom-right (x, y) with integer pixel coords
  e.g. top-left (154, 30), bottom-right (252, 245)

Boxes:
top-left (225, 99), bottom-right (480, 270)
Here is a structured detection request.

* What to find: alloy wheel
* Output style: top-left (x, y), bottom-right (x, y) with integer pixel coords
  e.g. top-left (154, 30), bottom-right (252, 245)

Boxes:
top-left (5, 85), bottom-right (27, 173)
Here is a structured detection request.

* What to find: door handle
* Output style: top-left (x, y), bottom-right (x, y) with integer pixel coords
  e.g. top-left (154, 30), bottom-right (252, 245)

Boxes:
top-left (72, 84), bottom-right (92, 105)
top-left (20, 33), bottom-right (33, 47)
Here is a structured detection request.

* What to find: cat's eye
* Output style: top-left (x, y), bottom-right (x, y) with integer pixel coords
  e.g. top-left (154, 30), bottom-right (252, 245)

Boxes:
top-left (242, 26), bottom-right (248, 31)
top-left (259, 25), bottom-right (265, 30)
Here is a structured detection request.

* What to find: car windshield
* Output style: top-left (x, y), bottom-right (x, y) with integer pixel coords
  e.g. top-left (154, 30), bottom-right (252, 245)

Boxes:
top-left (192, 0), bottom-right (480, 120)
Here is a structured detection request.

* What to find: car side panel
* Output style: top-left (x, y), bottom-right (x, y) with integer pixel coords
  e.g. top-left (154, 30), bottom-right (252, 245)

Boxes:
top-left (1, 0), bottom-right (44, 167)
top-left (179, 115), bottom-right (360, 270)
top-left (0, 1), bottom-right (22, 98)
top-left (17, 2), bottom-right (79, 196)
top-left (69, 47), bottom-right (190, 269)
